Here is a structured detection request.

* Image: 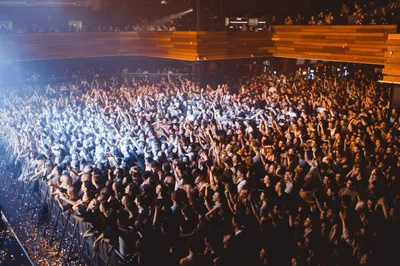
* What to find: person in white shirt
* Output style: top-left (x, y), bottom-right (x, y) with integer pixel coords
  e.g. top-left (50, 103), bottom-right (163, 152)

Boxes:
top-left (236, 166), bottom-right (248, 193)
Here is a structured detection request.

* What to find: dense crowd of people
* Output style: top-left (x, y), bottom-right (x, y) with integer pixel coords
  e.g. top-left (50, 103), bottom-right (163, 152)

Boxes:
top-left (1, 1), bottom-right (399, 34)
top-left (291, 1), bottom-right (399, 26)
top-left (228, 1), bottom-right (398, 32)
top-left (0, 20), bottom-right (178, 34)
top-left (0, 68), bottom-right (399, 266)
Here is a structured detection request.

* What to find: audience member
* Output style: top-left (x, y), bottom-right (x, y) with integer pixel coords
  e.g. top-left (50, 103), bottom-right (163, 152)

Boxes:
top-left (1, 67), bottom-right (399, 266)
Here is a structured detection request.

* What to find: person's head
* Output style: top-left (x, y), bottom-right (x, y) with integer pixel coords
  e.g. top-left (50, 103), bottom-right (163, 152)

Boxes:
top-left (81, 173), bottom-right (91, 182)
top-left (156, 184), bottom-right (164, 196)
top-left (275, 181), bottom-right (286, 194)
top-left (323, 176), bottom-right (331, 185)
top-left (114, 167), bottom-right (123, 177)
top-left (303, 217), bottom-right (312, 228)
top-left (99, 201), bottom-right (112, 217)
top-left (232, 214), bottom-right (244, 230)
top-left (92, 174), bottom-right (102, 188)
top-left (125, 183), bottom-right (137, 196)
top-left (237, 166), bottom-right (248, 179)
top-left (67, 187), bottom-right (78, 199)
top-left (134, 195), bottom-right (143, 206)
top-left (212, 191), bottom-right (221, 203)
top-left (61, 174), bottom-right (72, 187)
top-left (223, 233), bottom-right (232, 249)
top-left (389, 207), bottom-right (396, 219)
top-left (260, 191), bottom-right (267, 202)
top-left (171, 191), bottom-right (179, 204)
top-left (326, 208), bottom-right (333, 219)
top-left (88, 199), bottom-right (99, 211)
top-left (367, 199), bottom-right (374, 211)
top-left (82, 180), bottom-right (94, 193)
top-left (346, 179), bottom-right (353, 190)
top-left (181, 205), bottom-right (193, 219)
top-left (121, 195), bottom-right (133, 209)
top-left (112, 181), bottom-right (123, 194)
top-left (129, 165), bottom-right (139, 175)
top-left (263, 175), bottom-right (271, 185)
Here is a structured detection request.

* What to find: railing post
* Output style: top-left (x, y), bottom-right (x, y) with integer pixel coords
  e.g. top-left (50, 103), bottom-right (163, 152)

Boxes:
top-left (65, 219), bottom-right (79, 262)
top-left (49, 206), bottom-right (61, 245)
top-left (57, 214), bottom-right (70, 255)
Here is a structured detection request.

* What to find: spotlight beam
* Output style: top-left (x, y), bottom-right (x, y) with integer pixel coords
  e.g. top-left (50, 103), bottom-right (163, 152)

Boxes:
top-left (151, 9), bottom-right (194, 26)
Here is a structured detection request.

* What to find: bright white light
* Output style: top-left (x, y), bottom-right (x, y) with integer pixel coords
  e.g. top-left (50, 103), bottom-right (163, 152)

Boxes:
top-left (152, 8), bottom-right (193, 25)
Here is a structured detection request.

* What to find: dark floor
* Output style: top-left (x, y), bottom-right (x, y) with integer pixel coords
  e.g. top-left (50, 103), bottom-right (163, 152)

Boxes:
top-left (0, 160), bottom-right (63, 266)
top-left (0, 210), bottom-right (33, 266)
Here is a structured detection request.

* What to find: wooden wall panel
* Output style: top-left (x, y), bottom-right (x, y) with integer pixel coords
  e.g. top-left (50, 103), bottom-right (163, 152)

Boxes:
top-left (271, 25), bottom-right (396, 65)
top-left (382, 34), bottom-right (400, 83)
top-left (0, 32), bottom-right (200, 61)
top-left (0, 26), bottom-right (398, 69)
top-left (195, 31), bottom-right (274, 60)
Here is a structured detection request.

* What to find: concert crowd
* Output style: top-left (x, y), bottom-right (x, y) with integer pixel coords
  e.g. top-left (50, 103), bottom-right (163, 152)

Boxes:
top-left (0, 69), bottom-right (399, 266)
top-left (0, 19), bottom-right (179, 34)
top-left (284, 1), bottom-right (398, 26)
top-left (1, 1), bottom-right (399, 34)
top-left (230, 1), bottom-right (398, 31)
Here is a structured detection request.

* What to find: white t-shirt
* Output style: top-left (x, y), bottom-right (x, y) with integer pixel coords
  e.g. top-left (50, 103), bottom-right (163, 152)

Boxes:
top-left (269, 87), bottom-right (277, 94)
top-left (237, 179), bottom-right (247, 193)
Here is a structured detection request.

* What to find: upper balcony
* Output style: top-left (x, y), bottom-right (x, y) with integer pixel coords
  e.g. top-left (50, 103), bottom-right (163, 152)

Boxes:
top-left (2, 25), bottom-right (400, 82)
top-left (0, 25), bottom-right (395, 62)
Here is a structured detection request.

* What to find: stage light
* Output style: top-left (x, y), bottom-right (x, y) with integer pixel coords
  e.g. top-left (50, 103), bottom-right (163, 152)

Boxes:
top-left (161, 0), bottom-right (167, 4)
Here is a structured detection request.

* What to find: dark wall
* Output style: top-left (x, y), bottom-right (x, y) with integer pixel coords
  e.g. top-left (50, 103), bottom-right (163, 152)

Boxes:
top-left (391, 85), bottom-right (400, 109)
top-left (309, 0), bottom-right (393, 13)
top-left (223, 0), bottom-right (311, 17)
top-left (0, 2), bottom-right (192, 27)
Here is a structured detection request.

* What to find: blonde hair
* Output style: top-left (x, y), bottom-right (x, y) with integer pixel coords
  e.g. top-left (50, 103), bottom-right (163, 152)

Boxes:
top-left (81, 173), bottom-right (91, 182)
top-left (61, 174), bottom-right (72, 188)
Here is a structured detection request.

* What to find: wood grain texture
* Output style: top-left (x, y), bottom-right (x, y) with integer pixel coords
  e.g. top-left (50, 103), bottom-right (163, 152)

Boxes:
top-left (271, 25), bottom-right (396, 65)
top-left (382, 34), bottom-right (400, 83)
top-left (0, 31), bottom-right (200, 61)
top-left (0, 26), bottom-right (397, 67)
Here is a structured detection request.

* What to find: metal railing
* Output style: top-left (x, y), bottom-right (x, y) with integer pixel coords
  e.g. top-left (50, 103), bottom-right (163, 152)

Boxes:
top-left (0, 143), bottom-right (127, 266)
top-left (33, 178), bottom-right (126, 266)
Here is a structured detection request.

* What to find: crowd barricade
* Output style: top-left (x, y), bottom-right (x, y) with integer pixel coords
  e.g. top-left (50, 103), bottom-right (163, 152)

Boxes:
top-left (0, 149), bottom-right (127, 266)
top-left (34, 177), bottom-right (126, 266)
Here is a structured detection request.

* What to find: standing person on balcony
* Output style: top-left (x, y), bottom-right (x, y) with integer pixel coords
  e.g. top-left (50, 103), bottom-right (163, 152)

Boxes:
top-left (284, 16), bottom-right (293, 25)
top-left (348, 12), bottom-right (358, 24)
top-left (341, 3), bottom-right (350, 15)
top-left (295, 14), bottom-right (305, 25)
top-left (308, 16), bottom-right (316, 25)
top-left (325, 11), bottom-right (334, 25)
top-left (317, 11), bottom-right (325, 22)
